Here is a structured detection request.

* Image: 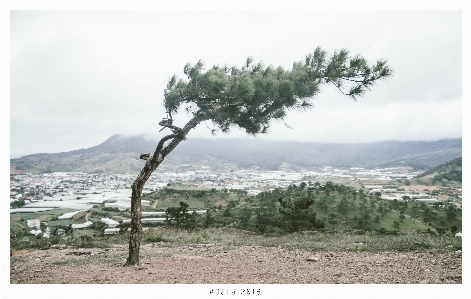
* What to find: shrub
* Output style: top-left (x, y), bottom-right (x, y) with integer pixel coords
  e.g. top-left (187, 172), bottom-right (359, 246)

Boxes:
top-left (165, 201), bottom-right (198, 231)
top-left (276, 197), bottom-right (325, 233)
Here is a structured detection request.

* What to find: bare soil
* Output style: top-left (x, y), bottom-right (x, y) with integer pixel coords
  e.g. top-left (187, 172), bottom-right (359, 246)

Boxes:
top-left (10, 244), bottom-right (462, 284)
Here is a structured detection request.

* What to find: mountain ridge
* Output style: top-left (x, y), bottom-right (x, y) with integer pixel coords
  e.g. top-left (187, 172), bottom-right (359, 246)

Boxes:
top-left (10, 135), bottom-right (462, 174)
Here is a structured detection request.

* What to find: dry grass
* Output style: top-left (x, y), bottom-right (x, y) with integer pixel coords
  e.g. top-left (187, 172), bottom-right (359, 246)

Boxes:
top-left (103, 227), bottom-right (462, 254)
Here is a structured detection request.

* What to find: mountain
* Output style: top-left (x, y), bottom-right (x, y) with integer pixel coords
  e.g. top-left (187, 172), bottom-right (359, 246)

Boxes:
top-left (10, 135), bottom-right (462, 174)
top-left (415, 157), bottom-right (462, 184)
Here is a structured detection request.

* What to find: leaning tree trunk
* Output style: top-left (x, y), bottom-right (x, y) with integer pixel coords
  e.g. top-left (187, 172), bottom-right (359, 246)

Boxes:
top-left (125, 117), bottom-right (202, 266)
top-left (126, 170), bottom-right (152, 265)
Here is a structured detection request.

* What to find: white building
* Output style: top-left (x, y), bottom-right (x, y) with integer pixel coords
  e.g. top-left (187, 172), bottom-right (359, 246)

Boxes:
top-left (247, 190), bottom-right (263, 196)
top-left (101, 218), bottom-right (119, 227)
top-left (142, 211), bottom-right (166, 216)
top-left (104, 228), bottom-right (120, 234)
top-left (27, 219), bottom-right (40, 229)
top-left (72, 221), bottom-right (93, 229)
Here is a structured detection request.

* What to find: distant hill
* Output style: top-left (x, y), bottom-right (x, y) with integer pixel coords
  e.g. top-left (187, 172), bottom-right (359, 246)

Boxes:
top-left (10, 135), bottom-right (462, 174)
top-left (415, 157), bottom-right (462, 184)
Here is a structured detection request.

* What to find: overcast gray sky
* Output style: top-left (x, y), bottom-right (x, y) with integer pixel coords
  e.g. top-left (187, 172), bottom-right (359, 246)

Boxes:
top-left (7, 3), bottom-right (463, 158)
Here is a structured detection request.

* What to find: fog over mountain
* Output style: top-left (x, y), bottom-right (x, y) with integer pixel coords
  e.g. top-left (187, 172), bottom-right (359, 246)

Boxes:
top-left (10, 135), bottom-right (462, 174)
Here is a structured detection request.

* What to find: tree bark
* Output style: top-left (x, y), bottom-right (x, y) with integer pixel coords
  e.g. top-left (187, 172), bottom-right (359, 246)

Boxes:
top-left (125, 116), bottom-right (203, 266)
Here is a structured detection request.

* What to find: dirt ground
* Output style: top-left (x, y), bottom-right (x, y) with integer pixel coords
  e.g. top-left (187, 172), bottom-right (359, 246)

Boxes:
top-left (10, 244), bottom-right (462, 284)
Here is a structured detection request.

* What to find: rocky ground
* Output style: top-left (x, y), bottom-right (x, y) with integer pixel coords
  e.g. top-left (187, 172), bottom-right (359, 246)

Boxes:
top-left (10, 243), bottom-right (462, 284)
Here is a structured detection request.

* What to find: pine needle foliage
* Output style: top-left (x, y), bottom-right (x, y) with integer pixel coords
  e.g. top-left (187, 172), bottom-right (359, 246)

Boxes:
top-left (164, 47), bottom-right (392, 135)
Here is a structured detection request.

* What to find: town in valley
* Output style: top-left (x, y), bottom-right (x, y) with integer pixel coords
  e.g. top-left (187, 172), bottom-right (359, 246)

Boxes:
top-left (10, 161), bottom-right (462, 237)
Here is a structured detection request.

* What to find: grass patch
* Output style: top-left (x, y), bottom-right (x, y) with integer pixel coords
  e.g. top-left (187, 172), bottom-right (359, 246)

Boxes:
top-left (46, 220), bottom-right (74, 227)
top-left (10, 221), bottom-right (26, 231)
top-left (51, 253), bottom-right (124, 266)
top-left (113, 227), bottom-right (461, 253)
top-left (143, 234), bottom-right (167, 243)
top-left (10, 233), bottom-right (111, 251)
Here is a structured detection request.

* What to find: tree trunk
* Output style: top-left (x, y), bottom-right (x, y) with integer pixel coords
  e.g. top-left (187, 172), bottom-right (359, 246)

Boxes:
top-left (126, 182), bottom-right (145, 265)
top-left (124, 116), bottom-right (203, 266)
top-left (125, 167), bottom-right (152, 266)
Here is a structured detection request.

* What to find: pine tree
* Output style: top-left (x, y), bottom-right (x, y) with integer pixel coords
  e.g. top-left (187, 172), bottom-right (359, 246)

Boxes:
top-left (125, 47), bottom-right (392, 265)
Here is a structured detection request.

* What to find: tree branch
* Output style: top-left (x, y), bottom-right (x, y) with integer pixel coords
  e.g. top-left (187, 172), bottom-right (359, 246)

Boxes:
top-left (160, 116), bottom-right (209, 158)
top-left (340, 76), bottom-right (367, 83)
top-left (151, 133), bottom-right (178, 164)
top-left (139, 153), bottom-right (151, 160)
top-left (334, 84), bottom-right (351, 97)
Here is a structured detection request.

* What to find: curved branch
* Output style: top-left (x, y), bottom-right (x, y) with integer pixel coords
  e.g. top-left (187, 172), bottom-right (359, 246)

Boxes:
top-left (166, 124), bottom-right (185, 134)
top-left (334, 84), bottom-right (355, 98)
top-left (161, 116), bottom-right (208, 158)
top-left (152, 133), bottom-right (178, 164)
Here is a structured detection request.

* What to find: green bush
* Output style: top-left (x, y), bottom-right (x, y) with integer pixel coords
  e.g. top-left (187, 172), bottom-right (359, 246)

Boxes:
top-left (276, 197), bottom-right (325, 233)
top-left (165, 201), bottom-right (199, 231)
top-left (10, 199), bottom-right (26, 209)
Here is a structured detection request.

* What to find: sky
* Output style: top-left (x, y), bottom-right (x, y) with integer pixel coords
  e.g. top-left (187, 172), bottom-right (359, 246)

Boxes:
top-left (6, 2), bottom-right (464, 158)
